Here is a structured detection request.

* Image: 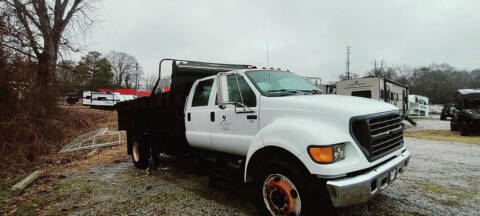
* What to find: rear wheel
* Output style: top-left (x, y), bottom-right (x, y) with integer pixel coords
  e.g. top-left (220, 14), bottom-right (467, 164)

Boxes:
top-left (459, 120), bottom-right (471, 136)
top-left (440, 114), bottom-right (446, 120)
top-left (131, 136), bottom-right (149, 169)
top-left (450, 120), bottom-right (458, 131)
top-left (254, 159), bottom-right (332, 216)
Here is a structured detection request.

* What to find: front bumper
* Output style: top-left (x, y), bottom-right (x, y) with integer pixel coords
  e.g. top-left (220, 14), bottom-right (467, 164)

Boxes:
top-left (326, 149), bottom-right (411, 207)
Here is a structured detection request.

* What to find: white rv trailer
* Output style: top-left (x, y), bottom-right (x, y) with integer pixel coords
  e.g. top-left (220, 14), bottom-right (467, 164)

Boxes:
top-left (82, 91), bottom-right (135, 107)
top-left (82, 91), bottom-right (93, 106)
top-left (336, 77), bottom-right (409, 117)
top-left (408, 94), bottom-right (431, 117)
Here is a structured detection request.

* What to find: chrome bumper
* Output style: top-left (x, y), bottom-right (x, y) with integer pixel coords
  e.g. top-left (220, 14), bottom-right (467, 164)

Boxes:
top-left (326, 149), bottom-right (411, 207)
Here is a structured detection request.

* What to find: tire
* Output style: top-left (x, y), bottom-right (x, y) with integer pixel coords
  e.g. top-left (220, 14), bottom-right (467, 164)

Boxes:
top-left (459, 120), bottom-right (471, 136)
top-left (130, 136), bottom-right (149, 169)
top-left (254, 158), bottom-right (333, 216)
top-left (450, 120), bottom-right (458, 131)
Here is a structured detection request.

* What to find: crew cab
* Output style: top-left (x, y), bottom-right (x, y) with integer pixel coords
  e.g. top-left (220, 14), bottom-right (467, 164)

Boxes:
top-left (116, 59), bottom-right (411, 215)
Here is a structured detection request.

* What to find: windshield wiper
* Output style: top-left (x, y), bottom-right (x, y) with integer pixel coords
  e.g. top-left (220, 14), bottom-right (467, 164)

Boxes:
top-left (295, 89), bottom-right (320, 94)
top-left (266, 89), bottom-right (298, 96)
top-left (267, 89), bottom-right (320, 96)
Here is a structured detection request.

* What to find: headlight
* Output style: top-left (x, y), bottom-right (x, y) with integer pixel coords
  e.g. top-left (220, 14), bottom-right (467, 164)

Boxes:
top-left (308, 143), bottom-right (346, 164)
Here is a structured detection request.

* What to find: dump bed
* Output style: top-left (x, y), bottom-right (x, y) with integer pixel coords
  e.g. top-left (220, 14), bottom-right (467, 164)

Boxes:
top-left (116, 59), bottom-right (253, 154)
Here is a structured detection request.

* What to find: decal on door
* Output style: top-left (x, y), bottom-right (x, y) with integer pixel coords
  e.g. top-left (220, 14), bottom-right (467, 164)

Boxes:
top-left (220, 114), bottom-right (231, 130)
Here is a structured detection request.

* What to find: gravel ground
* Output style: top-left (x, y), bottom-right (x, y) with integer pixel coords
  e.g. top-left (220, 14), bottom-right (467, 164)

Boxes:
top-left (14, 137), bottom-right (475, 216)
top-left (338, 137), bottom-right (480, 216)
top-left (404, 116), bottom-right (451, 131)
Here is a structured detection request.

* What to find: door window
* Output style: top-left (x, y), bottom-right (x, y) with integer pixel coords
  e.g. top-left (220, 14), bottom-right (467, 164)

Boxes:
top-left (351, 90), bottom-right (372, 98)
top-left (227, 75), bottom-right (256, 107)
top-left (192, 79), bottom-right (214, 107)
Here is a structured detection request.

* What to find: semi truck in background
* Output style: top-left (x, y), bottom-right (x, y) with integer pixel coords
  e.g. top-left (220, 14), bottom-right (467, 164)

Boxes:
top-left (116, 59), bottom-right (411, 215)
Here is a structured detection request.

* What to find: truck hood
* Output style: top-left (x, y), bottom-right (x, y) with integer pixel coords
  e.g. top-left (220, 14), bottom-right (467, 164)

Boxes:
top-left (261, 94), bottom-right (399, 117)
top-left (463, 108), bottom-right (480, 119)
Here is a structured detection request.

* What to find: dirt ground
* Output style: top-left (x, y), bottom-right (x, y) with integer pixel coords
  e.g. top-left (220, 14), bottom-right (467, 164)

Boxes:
top-left (404, 116), bottom-right (480, 144)
top-left (1, 109), bottom-right (479, 215)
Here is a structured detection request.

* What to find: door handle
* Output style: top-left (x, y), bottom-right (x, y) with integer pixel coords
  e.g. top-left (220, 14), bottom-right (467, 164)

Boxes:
top-left (247, 115), bottom-right (257, 120)
top-left (210, 112), bottom-right (215, 122)
top-left (187, 113), bottom-right (191, 121)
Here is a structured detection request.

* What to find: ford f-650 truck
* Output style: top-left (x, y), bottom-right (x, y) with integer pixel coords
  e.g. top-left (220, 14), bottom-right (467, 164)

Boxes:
top-left (116, 59), bottom-right (411, 216)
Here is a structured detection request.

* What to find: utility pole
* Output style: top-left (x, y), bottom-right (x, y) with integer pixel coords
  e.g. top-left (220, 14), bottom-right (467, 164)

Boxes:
top-left (346, 46), bottom-right (351, 80)
top-left (266, 40), bottom-right (270, 68)
top-left (135, 62), bottom-right (139, 97)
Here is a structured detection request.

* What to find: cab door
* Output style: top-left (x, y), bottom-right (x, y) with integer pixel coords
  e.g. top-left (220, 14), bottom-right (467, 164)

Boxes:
top-left (185, 78), bottom-right (216, 150)
top-left (210, 74), bottom-right (259, 155)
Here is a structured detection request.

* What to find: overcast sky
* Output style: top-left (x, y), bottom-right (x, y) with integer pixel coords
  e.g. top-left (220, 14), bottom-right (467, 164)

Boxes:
top-left (77, 0), bottom-right (480, 83)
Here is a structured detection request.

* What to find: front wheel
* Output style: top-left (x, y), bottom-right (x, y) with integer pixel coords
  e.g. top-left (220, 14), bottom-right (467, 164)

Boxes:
top-left (254, 159), bottom-right (332, 216)
top-left (131, 136), bottom-right (149, 169)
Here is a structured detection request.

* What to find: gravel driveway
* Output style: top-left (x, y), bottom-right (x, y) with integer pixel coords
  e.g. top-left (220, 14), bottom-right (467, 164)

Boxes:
top-left (13, 137), bottom-right (476, 216)
top-left (404, 118), bottom-right (450, 131)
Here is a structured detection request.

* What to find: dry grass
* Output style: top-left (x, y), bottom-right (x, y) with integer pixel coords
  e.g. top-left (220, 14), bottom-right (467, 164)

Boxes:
top-left (0, 104), bottom-right (120, 177)
top-left (404, 130), bottom-right (480, 144)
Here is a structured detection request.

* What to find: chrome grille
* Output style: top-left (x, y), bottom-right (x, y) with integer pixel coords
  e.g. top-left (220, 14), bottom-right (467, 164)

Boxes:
top-left (351, 112), bottom-right (404, 161)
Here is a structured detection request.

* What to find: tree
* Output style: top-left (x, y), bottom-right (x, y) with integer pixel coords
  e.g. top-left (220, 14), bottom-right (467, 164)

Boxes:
top-left (1, 0), bottom-right (92, 89)
top-left (144, 74), bottom-right (157, 92)
top-left (106, 51), bottom-right (137, 88)
top-left (338, 73), bottom-right (359, 81)
top-left (364, 62), bottom-right (480, 104)
top-left (366, 59), bottom-right (397, 80)
top-left (56, 60), bottom-right (77, 93)
top-left (76, 51), bottom-right (113, 91)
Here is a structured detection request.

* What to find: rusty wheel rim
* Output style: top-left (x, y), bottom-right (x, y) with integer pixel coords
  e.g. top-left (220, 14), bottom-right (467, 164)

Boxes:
top-left (132, 141), bottom-right (140, 162)
top-left (263, 174), bottom-right (301, 216)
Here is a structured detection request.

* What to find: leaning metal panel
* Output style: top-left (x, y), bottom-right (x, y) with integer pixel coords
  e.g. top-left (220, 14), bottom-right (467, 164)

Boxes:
top-left (59, 128), bottom-right (125, 153)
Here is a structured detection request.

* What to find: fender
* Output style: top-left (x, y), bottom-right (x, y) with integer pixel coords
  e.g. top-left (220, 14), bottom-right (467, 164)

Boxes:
top-left (244, 118), bottom-right (351, 182)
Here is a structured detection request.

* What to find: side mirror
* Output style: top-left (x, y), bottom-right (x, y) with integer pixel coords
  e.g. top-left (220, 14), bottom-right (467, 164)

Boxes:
top-left (217, 74), bottom-right (229, 109)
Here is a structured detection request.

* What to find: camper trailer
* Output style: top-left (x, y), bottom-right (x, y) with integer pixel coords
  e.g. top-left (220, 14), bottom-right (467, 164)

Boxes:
top-left (336, 77), bottom-right (409, 116)
top-left (408, 94), bottom-right (431, 117)
top-left (82, 91), bottom-right (93, 106)
top-left (83, 91), bottom-right (118, 107)
top-left (82, 91), bottom-right (134, 107)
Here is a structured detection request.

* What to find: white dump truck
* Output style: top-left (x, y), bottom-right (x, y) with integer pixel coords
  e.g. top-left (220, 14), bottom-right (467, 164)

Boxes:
top-left (116, 59), bottom-right (410, 215)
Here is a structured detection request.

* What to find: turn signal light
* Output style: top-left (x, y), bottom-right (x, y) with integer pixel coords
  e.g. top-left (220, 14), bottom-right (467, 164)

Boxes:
top-left (308, 146), bottom-right (333, 163)
top-left (308, 143), bottom-right (345, 164)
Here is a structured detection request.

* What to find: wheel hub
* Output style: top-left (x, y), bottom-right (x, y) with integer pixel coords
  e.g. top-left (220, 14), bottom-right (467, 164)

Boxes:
top-left (132, 142), bottom-right (140, 162)
top-left (263, 174), bottom-right (301, 216)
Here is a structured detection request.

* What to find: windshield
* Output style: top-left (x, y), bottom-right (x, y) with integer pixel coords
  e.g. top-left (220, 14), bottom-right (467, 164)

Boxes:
top-left (245, 70), bottom-right (320, 96)
top-left (465, 99), bottom-right (480, 108)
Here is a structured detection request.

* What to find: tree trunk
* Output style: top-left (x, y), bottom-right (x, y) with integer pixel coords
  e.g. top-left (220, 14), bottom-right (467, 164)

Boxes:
top-left (36, 54), bottom-right (55, 88)
top-left (35, 53), bottom-right (58, 113)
